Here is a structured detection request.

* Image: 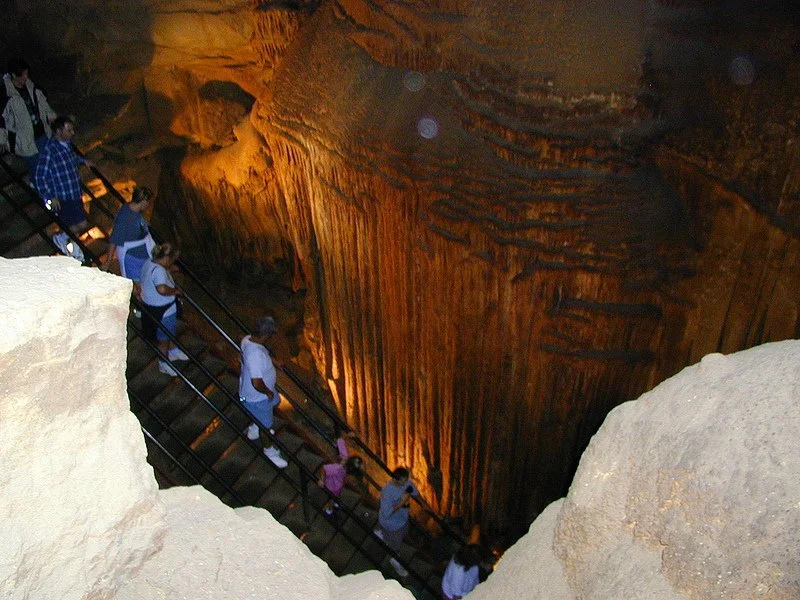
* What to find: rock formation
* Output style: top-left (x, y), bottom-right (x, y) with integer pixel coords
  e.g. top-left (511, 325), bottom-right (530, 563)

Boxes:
top-left (470, 339), bottom-right (800, 599)
top-left (0, 257), bottom-right (164, 600)
top-left (3, 0), bottom-right (800, 540)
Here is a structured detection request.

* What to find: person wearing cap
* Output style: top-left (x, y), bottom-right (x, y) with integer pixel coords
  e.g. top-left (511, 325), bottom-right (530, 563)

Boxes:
top-left (239, 316), bottom-right (288, 469)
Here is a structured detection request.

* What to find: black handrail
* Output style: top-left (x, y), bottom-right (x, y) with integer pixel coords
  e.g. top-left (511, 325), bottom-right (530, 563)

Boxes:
top-left (140, 427), bottom-right (204, 487)
top-left (80, 154), bottom-right (470, 550)
top-left (128, 387), bottom-right (249, 506)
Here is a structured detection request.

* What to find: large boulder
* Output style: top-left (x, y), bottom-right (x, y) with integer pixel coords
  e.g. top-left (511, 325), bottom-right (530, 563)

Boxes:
top-left (0, 257), bottom-right (165, 600)
top-left (472, 340), bottom-right (800, 599)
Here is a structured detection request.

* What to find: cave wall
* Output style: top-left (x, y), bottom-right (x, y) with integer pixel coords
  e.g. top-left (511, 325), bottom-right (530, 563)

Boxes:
top-left (4, 0), bottom-right (800, 539)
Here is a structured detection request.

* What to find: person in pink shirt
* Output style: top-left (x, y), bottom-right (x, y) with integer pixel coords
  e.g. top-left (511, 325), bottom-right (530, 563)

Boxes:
top-left (317, 431), bottom-right (363, 515)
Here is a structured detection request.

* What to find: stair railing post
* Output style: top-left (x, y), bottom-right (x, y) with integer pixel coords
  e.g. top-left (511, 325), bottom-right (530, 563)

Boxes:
top-left (299, 467), bottom-right (311, 524)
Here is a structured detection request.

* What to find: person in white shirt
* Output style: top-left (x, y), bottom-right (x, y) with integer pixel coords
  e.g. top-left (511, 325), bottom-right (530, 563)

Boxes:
top-left (139, 243), bottom-right (188, 377)
top-left (239, 316), bottom-right (288, 468)
top-left (441, 546), bottom-right (481, 600)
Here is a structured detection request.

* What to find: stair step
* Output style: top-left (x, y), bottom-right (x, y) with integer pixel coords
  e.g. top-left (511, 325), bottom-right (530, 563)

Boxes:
top-left (300, 513), bottom-right (338, 555)
top-left (320, 533), bottom-right (359, 575)
top-left (231, 455), bottom-right (279, 504)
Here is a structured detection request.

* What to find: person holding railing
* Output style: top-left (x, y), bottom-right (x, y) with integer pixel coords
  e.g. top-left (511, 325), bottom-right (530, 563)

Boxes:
top-left (140, 242), bottom-right (189, 377)
top-left (103, 186), bottom-right (156, 293)
top-left (239, 316), bottom-right (288, 469)
top-left (317, 431), bottom-right (364, 515)
top-left (377, 467), bottom-right (421, 577)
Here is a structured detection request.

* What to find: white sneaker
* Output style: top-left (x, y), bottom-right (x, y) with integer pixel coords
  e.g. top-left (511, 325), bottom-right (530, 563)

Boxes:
top-left (245, 423), bottom-right (260, 440)
top-left (389, 558), bottom-right (408, 577)
top-left (168, 347), bottom-right (189, 361)
top-left (158, 361), bottom-right (178, 377)
top-left (132, 308), bottom-right (142, 318)
top-left (374, 529), bottom-right (384, 540)
top-left (52, 232), bottom-right (84, 262)
top-left (264, 446), bottom-right (288, 468)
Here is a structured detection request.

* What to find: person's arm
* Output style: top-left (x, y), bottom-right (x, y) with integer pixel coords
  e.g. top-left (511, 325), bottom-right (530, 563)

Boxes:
top-left (250, 377), bottom-right (275, 399)
top-left (336, 436), bottom-right (349, 459)
top-left (154, 282), bottom-right (180, 296)
top-left (37, 87), bottom-right (57, 125)
top-left (391, 491), bottom-right (411, 514)
top-left (33, 148), bottom-right (58, 211)
top-left (103, 242), bottom-right (117, 269)
top-left (154, 265), bottom-right (181, 297)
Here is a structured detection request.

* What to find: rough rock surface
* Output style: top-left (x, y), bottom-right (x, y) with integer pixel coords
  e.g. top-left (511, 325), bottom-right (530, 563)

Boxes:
top-left (0, 257), bottom-right (165, 600)
top-left (472, 340), bottom-right (800, 599)
top-left (116, 486), bottom-right (412, 600)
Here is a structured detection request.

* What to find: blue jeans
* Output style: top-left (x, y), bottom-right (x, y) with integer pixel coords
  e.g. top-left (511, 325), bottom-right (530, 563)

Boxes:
top-left (22, 135), bottom-right (48, 176)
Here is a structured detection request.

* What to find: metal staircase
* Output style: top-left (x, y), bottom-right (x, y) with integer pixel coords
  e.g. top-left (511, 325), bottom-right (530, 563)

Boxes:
top-left (0, 152), bottom-right (480, 598)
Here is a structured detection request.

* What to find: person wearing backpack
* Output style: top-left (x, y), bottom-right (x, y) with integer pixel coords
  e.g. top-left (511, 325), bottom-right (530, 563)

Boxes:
top-left (1, 58), bottom-right (57, 174)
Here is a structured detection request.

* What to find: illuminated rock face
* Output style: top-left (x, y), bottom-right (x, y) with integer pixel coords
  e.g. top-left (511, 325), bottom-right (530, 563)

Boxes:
top-left (255, 0), bottom-right (800, 537)
top-left (6, 0), bottom-right (800, 538)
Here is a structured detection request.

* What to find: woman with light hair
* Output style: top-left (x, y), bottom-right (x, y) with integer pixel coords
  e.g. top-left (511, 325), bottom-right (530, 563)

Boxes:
top-left (139, 242), bottom-right (188, 377)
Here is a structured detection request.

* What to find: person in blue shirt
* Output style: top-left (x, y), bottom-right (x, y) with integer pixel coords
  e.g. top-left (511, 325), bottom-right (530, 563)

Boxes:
top-left (33, 115), bottom-right (93, 233)
top-left (378, 467), bottom-right (419, 577)
top-left (104, 186), bottom-right (156, 285)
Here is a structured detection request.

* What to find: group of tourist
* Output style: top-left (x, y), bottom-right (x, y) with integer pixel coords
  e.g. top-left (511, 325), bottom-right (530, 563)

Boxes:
top-left (3, 57), bottom-right (482, 598)
top-left (1, 57), bottom-right (189, 375)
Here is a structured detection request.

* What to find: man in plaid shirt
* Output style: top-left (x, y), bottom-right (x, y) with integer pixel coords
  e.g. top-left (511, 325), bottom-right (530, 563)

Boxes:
top-left (34, 115), bottom-right (93, 232)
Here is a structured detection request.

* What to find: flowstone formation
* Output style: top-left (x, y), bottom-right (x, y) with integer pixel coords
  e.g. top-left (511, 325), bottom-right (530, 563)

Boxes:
top-left (5, 0), bottom-right (800, 539)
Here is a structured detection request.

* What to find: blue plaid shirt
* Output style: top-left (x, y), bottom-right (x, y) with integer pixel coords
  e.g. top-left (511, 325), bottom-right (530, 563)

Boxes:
top-left (34, 138), bottom-right (84, 203)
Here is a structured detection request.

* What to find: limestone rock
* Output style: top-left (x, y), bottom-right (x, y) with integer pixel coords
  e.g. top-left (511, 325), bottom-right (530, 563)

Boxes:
top-left (479, 341), bottom-right (800, 599)
top-left (469, 500), bottom-right (572, 600)
top-left (0, 257), bottom-right (166, 600)
top-left (116, 486), bottom-right (413, 600)
top-left (554, 342), bottom-right (800, 598)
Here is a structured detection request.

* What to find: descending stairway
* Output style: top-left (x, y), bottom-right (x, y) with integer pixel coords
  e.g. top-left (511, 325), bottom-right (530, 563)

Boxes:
top-left (0, 152), bottom-right (478, 598)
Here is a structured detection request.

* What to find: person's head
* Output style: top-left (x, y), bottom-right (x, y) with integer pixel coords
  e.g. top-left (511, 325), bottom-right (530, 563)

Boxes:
top-left (252, 315), bottom-right (277, 342)
top-left (52, 116), bottom-right (76, 142)
top-left (130, 186), bottom-right (154, 211)
top-left (151, 242), bottom-right (179, 264)
top-left (453, 545), bottom-right (480, 569)
top-left (8, 58), bottom-right (29, 86)
top-left (390, 466), bottom-right (410, 487)
top-left (344, 455), bottom-right (363, 476)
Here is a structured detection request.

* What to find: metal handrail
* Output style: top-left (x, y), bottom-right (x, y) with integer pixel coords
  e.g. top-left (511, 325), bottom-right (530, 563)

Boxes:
top-left (128, 387), bottom-right (249, 506)
top-left (79, 155), bottom-right (470, 550)
top-left (140, 427), bottom-right (203, 487)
